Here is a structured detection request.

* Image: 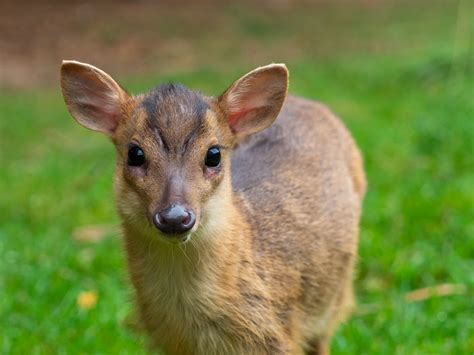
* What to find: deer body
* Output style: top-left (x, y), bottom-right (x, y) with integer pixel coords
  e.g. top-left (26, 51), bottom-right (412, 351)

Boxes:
top-left (61, 62), bottom-right (365, 354)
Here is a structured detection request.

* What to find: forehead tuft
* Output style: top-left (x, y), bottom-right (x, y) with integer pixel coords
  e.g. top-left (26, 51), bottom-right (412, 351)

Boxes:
top-left (141, 83), bottom-right (208, 127)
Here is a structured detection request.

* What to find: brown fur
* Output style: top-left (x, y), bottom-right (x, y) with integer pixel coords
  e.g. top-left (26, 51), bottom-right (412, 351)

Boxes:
top-left (60, 61), bottom-right (366, 354)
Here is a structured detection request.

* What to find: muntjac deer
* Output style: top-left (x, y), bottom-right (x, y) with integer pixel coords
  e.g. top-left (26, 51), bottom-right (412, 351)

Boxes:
top-left (60, 60), bottom-right (366, 355)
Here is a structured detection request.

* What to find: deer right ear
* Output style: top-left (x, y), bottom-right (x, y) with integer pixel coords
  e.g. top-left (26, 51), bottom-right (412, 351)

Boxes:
top-left (218, 64), bottom-right (288, 140)
top-left (60, 60), bottom-right (129, 135)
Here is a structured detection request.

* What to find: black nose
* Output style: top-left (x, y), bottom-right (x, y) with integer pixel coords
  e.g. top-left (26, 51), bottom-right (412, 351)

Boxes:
top-left (153, 205), bottom-right (196, 235)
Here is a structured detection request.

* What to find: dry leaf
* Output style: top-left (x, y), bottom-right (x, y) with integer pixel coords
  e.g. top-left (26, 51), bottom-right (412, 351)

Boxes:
top-left (77, 290), bottom-right (98, 310)
top-left (405, 283), bottom-right (466, 302)
top-left (72, 224), bottom-right (118, 243)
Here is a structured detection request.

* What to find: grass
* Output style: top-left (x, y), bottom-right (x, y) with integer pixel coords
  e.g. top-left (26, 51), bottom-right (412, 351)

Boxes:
top-left (1, 1), bottom-right (473, 353)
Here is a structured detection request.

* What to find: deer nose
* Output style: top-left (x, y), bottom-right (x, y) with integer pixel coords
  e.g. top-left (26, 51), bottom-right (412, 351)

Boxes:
top-left (153, 205), bottom-right (196, 235)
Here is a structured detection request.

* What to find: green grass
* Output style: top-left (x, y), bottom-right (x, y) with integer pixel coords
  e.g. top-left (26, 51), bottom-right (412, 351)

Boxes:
top-left (1, 1), bottom-right (473, 354)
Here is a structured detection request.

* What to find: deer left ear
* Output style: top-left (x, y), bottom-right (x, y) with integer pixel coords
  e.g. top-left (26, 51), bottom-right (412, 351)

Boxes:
top-left (218, 64), bottom-right (288, 140)
top-left (60, 60), bottom-right (129, 136)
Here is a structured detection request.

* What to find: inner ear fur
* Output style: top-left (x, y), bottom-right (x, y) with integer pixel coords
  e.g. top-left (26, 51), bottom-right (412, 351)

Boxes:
top-left (218, 64), bottom-right (289, 140)
top-left (60, 60), bottom-right (129, 135)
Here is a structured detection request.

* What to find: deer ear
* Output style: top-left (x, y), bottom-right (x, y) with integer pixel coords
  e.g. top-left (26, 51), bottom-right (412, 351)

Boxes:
top-left (60, 60), bottom-right (129, 135)
top-left (218, 64), bottom-right (288, 139)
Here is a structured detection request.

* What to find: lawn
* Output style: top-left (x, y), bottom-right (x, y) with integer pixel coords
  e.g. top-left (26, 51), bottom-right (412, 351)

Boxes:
top-left (1, 1), bottom-right (473, 354)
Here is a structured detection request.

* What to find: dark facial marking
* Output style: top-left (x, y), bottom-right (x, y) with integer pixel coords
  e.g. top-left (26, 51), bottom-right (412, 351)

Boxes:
top-left (153, 126), bottom-right (170, 152)
top-left (141, 84), bottom-right (209, 154)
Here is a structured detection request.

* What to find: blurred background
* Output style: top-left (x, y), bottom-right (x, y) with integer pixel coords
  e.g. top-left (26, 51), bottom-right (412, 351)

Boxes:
top-left (0, 0), bottom-right (472, 353)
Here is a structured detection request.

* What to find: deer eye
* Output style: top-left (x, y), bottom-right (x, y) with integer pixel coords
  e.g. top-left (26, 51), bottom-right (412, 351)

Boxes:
top-left (205, 146), bottom-right (221, 168)
top-left (128, 145), bottom-right (145, 166)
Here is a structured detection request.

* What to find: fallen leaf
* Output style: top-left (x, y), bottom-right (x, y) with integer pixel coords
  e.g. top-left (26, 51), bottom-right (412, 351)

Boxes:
top-left (72, 224), bottom-right (118, 243)
top-left (77, 290), bottom-right (98, 310)
top-left (405, 283), bottom-right (466, 302)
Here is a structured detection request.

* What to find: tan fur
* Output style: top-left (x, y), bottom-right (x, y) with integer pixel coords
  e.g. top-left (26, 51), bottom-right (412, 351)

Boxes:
top-left (60, 61), bottom-right (366, 354)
